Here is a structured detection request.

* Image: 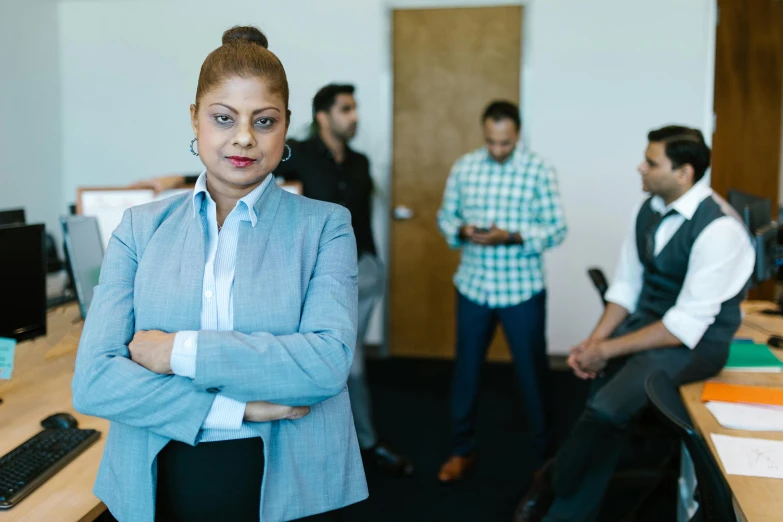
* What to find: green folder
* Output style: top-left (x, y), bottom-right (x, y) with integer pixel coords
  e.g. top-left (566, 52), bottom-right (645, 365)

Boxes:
top-left (725, 341), bottom-right (783, 372)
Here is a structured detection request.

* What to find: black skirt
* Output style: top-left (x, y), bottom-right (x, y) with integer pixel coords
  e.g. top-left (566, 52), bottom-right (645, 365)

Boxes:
top-left (155, 437), bottom-right (265, 522)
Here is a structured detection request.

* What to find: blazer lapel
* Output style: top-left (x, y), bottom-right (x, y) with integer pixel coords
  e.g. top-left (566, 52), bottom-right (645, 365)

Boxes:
top-left (176, 200), bottom-right (207, 331)
top-left (233, 181), bottom-right (283, 332)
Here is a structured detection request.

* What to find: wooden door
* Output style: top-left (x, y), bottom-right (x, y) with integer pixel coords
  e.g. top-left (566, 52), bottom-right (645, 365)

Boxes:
top-left (711, 0), bottom-right (783, 300)
top-left (390, 6), bottom-right (522, 359)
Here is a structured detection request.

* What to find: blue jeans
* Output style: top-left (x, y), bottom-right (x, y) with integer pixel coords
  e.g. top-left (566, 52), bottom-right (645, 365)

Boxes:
top-left (451, 290), bottom-right (550, 467)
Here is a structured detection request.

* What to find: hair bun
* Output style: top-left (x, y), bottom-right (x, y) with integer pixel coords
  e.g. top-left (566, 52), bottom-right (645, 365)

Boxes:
top-left (222, 26), bottom-right (268, 49)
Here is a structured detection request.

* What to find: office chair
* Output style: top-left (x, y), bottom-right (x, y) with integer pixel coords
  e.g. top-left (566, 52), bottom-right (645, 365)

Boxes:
top-left (587, 267), bottom-right (609, 305)
top-left (645, 371), bottom-right (736, 522)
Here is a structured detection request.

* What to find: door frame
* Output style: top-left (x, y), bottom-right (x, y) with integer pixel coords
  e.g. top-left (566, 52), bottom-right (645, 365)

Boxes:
top-left (378, 1), bottom-right (531, 357)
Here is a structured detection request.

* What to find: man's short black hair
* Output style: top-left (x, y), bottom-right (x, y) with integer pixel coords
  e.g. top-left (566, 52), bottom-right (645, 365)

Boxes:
top-left (482, 100), bottom-right (521, 131)
top-left (310, 84), bottom-right (355, 135)
top-left (647, 125), bottom-right (711, 183)
top-left (312, 84), bottom-right (355, 119)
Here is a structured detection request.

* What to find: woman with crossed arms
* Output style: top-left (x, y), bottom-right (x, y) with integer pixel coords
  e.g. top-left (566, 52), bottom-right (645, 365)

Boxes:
top-left (73, 26), bottom-right (367, 522)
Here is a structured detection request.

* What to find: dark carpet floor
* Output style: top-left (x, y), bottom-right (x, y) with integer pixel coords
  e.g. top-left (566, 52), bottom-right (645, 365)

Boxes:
top-left (339, 357), bottom-right (678, 522)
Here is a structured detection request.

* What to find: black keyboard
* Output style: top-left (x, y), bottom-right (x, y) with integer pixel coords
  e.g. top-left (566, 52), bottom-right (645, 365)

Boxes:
top-left (0, 428), bottom-right (100, 509)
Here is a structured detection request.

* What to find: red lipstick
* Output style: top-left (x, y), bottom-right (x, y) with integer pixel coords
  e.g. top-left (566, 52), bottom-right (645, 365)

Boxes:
top-left (227, 156), bottom-right (256, 168)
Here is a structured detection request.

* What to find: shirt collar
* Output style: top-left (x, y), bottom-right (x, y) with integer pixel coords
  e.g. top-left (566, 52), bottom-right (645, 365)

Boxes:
top-left (649, 179), bottom-right (713, 220)
top-left (191, 170), bottom-right (273, 227)
top-left (482, 144), bottom-right (525, 165)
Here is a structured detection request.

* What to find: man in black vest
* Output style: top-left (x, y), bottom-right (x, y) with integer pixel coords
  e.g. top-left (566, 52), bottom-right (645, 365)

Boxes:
top-left (514, 125), bottom-right (755, 522)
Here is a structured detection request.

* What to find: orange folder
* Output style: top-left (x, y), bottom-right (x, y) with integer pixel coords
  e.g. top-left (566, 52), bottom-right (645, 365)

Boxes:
top-left (701, 381), bottom-right (783, 407)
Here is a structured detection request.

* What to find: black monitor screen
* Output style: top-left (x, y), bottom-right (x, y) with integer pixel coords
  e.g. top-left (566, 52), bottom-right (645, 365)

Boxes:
top-left (0, 224), bottom-right (47, 341)
top-left (727, 190), bottom-right (772, 233)
top-left (754, 224), bottom-right (778, 285)
top-left (0, 208), bottom-right (26, 226)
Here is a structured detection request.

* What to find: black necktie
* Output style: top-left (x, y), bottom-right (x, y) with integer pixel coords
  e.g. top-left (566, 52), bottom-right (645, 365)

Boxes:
top-left (645, 209), bottom-right (678, 261)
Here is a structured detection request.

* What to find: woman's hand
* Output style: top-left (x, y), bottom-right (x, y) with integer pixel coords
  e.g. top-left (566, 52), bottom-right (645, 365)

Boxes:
top-left (129, 330), bottom-right (175, 374)
top-left (243, 402), bottom-right (311, 423)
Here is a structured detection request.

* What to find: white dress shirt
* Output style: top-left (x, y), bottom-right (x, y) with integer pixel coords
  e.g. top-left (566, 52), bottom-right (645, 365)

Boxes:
top-left (604, 181), bottom-right (755, 349)
top-left (169, 172), bottom-right (272, 442)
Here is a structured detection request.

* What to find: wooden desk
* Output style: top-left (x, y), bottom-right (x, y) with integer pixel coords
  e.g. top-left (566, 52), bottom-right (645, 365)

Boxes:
top-left (0, 304), bottom-right (108, 522)
top-left (681, 301), bottom-right (783, 522)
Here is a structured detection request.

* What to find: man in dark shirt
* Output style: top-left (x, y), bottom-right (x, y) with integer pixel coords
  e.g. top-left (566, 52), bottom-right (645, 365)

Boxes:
top-left (274, 86), bottom-right (375, 259)
top-left (136, 84), bottom-right (412, 477)
top-left (276, 84), bottom-right (413, 476)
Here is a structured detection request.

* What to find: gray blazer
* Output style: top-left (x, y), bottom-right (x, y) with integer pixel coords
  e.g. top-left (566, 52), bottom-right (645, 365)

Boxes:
top-left (72, 180), bottom-right (368, 521)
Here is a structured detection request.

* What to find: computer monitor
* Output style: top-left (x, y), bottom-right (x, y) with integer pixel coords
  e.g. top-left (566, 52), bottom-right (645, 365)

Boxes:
top-left (727, 190), bottom-right (780, 288)
top-left (727, 190), bottom-right (773, 234)
top-left (0, 208), bottom-right (25, 227)
top-left (0, 224), bottom-right (47, 341)
top-left (754, 223), bottom-right (779, 285)
top-left (61, 216), bottom-right (104, 319)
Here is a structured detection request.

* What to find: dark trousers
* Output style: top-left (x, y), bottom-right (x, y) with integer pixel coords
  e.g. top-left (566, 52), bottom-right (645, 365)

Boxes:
top-left (543, 317), bottom-right (727, 522)
top-left (156, 437), bottom-right (265, 522)
top-left (451, 290), bottom-right (550, 466)
top-left (154, 437), bottom-right (346, 522)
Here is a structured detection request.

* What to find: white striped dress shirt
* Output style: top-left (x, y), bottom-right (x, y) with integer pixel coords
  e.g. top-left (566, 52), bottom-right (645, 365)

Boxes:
top-left (170, 171), bottom-right (272, 442)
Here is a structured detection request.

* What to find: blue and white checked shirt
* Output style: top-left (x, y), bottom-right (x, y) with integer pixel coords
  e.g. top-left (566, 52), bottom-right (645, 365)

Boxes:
top-left (170, 171), bottom-right (272, 442)
top-left (438, 146), bottom-right (567, 308)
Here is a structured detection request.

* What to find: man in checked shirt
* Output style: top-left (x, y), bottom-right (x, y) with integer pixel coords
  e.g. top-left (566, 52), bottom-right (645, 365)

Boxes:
top-left (436, 101), bottom-right (567, 483)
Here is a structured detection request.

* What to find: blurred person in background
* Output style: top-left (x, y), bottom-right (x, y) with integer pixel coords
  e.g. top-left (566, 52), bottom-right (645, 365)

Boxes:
top-left (436, 100), bottom-right (567, 484)
top-left (514, 126), bottom-right (754, 522)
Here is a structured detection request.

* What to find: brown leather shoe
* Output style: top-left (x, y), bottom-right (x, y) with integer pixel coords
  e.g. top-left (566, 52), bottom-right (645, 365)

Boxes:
top-left (512, 460), bottom-right (554, 522)
top-left (437, 454), bottom-right (476, 483)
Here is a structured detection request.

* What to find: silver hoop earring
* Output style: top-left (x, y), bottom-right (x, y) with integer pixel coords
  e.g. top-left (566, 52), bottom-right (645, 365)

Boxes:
top-left (281, 143), bottom-right (292, 162)
top-left (190, 137), bottom-right (199, 156)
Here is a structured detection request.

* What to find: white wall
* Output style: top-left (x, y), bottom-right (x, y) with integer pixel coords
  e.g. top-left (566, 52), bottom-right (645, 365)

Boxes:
top-left (58, 0), bottom-right (385, 197)
top-left (0, 0), bottom-right (63, 246)
top-left (522, 0), bottom-right (716, 353)
top-left (57, 0), bottom-right (716, 352)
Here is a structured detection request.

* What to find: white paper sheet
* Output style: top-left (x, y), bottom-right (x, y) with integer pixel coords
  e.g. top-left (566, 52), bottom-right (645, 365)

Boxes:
top-left (711, 434), bottom-right (783, 479)
top-left (724, 367), bottom-right (783, 373)
top-left (81, 190), bottom-right (154, 248)
top-left (706, 401), bottom-right (783, 431)
top-left (81, 189), bottom-right (190, 249)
